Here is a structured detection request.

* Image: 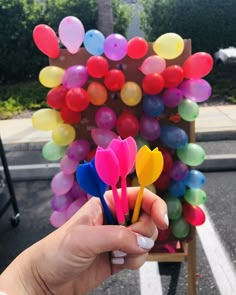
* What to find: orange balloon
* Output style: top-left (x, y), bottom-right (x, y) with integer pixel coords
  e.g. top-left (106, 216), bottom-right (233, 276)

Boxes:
top-left (87, 82), bottom-right (108, 105)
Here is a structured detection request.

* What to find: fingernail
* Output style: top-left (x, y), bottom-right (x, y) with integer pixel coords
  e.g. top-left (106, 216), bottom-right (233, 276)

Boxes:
top-left (111, 257), bottom-right (125, 265)
top-left (137, 235), bottom-right (154, 250)
top-left (164, 214), bottom-right (169, 228)
top-left (112, 250), bottom-right (127, 258)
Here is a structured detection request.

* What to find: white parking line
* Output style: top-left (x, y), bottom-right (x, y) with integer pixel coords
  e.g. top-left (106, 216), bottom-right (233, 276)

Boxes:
top-left (197, 205), bottom-right (236, 294)
top-left (139, 262), bottom-right (163, 295)
top-left (0, 163), bottom-right (60, 171)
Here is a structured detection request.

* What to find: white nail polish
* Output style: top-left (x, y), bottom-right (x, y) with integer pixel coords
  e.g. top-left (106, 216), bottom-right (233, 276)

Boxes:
top-left (111, 257), bottom-right (125, 265)
top-left (112, 250), bottom-right (127, 258)
top-left (164, 213), bottom-right (169, 227)
top-left (137, 235), bottom-right (154, 250)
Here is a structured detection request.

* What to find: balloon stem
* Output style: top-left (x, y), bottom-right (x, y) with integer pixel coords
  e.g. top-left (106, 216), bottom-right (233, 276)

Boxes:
top-left (99, 195), bottom-right (115, 225)
top-left (121, 176), bottom-right (129, 219)
top-left (131, 186), bottom-right (144, 224)
top-left (111, 185), bottom-right (126, 225)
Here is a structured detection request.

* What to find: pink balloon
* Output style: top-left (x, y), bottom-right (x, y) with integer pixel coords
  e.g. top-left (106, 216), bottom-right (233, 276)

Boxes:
top-left (162, 88), bottom-right (183, 108)
top-left (183, 202), bottom-right (206, 226)
top-left (91, 128), bottom-right (118, 148)
top-left (95, 106), bottom-right (117, 129)
top-left (104, 33), bottom-right (127, 61)
top-left (50, 210), bottom-right (67, 228)
top-left (60, 155), bottom-right (78, 174)
top-left (67, 179), bottom-right (87, 199)
top-left (58, 16), bottom-right (85, 54)
top-left (179, 79), bottom-right (212, 102)
top-left (139, 55), bottom-right (166, 75)
top-left (66, 197), bottom-right (88, 220)
top-left (51, 172), bottom-right (74, 195)
top-left (67, 139), bottom-right (91, 162)
top-left (51, 194), bottom-right (73, 211)
top-left (62, 65), bottom-right (88, 89)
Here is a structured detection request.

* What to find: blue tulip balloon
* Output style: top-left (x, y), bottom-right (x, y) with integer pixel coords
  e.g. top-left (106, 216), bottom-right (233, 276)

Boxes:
top-left (142, 95), bottom-right (164, 117)
top-left (168, 179), bottom-right (186, 198)
top-left (184, 170), bottom-right (206, 189)
top-left (160, 126), bottom-right (188, 149)
top-left (84, 29), bottom-right (105, 55)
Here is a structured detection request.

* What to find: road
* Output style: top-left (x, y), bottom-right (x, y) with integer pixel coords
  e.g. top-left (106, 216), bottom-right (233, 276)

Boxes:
top-left (0, 171), bottom-right (235, 294)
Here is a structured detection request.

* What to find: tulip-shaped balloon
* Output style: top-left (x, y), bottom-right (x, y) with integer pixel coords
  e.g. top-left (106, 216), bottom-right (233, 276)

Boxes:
top-left (76, 159), bottom-right (115, 225)
top-left (95, 147), bottom-right (125, 225)
top-left (108, 137), bottom-right (137, 221)
top-left (132, 145), bottom-right (164, 223)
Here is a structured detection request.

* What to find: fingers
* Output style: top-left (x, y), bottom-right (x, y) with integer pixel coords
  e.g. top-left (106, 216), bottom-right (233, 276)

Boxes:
top-left (111, 253), bottom-right (148, 274)
top-left (128, 212), bottom-right (157, 239)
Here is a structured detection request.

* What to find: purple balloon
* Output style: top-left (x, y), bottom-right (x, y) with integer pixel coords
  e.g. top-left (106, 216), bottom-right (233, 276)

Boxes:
top-left (67, 139), bottom-right (91, 162)
top-left (51, 172), bottom-right (74, 195)
top-left (95, 106), bottom-right (117, 129)
top-left (179, 79), bottom-right (212, 102)
top-left (62, 65), bottom-right (88, 89)
top-left (67, 179), bottom-right (87, 199)
top-left (104, 33), bottom-right (128, 61)
top-left (66, 197), bottom-right (88, 220)
top-left (51, 194), bottom-right (73, 211)
top-left (162, 88), bottom-right (183, 108)
top-left (170, 160), bottom-right (189, 181)
top-left (91, 128), bottom-right (118, 148)
top-left (140, 114), bottom-right (161, 141)
top-left (50, 210), bottom-right (67, 228)
top-left (60, 155), bottom-right (78, 174)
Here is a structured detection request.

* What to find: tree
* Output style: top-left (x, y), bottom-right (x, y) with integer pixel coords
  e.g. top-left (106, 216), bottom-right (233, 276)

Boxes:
top-left (97, 0), bottom-right (113, 36)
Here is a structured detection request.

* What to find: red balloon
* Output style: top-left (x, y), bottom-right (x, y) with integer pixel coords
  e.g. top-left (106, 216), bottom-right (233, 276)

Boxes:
top-left (86, 56), bottom-right (109, 78)
top-left (33, 24), bottom-right (59, 58)
top-left (183, 202), bottom-right (206, 226)
top-left (154, 172), bottom-right (170, 190)
top-left (116, 111), bottom-right (139, 138)
top-left (65, 88), bottom-right (90, 112)
top-left (127, 37), bottom-right (148, 59)
top-left (61, 106), bottom-right (81, 125)
top-left (46, 86), bottom-right (68, 109)
top-left (142, 73), bottom-right (164, 94)
top-left (104, 69), bottom-right (125, 91)
top-left (159, 147), bottom-right (173, 172)
top-left (161, 65), bottom-right (184, 88)
top-left (86, 148), bottom-right (96, 162)
top-left (183, 52), bottom-right (213, 79)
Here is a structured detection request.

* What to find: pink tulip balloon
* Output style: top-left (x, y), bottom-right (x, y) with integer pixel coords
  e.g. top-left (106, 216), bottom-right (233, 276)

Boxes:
top-left (91, 128), bottom-right (118, 148)
top-left (60, 155), bottom-right (78, 174)
top-left (139, 55), bottom-right (166, 75)
top-left (62, 65), bottom-right (88, 89)
top-left (179, 79), bottom-right (212, 102)
top-left (104, 33), bottom-right (127, 61)
top-left (50, 210), bottom-right (67, 228)
top-left (51, 172), bottom-right (74, 195)
top-left (67, 139), bottom-right (91, 162)
top-left (59, 16), bottom-right (85, 54)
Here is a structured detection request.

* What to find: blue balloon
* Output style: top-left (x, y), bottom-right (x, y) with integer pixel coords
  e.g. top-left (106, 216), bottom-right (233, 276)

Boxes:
top-left (168, 180), bottom-right (186, 198)
top-left (142, 95), bottom-right (164, 117)
top-left (184, 170), bottom-right (206, 189)
top-left (84, 29), bottom-right (105, 55)
top-left (160, 126), bottom-right (188, 149)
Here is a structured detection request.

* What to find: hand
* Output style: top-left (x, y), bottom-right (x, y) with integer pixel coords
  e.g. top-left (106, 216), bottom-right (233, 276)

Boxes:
top-left (0, 187), bottom-right (168, 295)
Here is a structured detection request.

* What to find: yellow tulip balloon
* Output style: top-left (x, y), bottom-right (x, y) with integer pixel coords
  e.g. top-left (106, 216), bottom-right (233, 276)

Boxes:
top-left (120, 81), bottom-right (142, 106)
top-left (52, 123), bottom-right (76, 146)
top-left (32, 109), bottom-right (62, 131)
top-left (39, 66), bottom-right (65, 88)
top-left (153, 33), bottom-right (184, 60)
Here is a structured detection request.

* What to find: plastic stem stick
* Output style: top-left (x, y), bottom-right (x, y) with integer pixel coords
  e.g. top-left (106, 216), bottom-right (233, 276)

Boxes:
top-left (131, 186), bottom-right (144, 224)
top-left (99, 195), bottom-right (115, 225)
top-left (121, 176), bottom-right (130, 222)
top-left (111, 185), bottom-right (126, 225)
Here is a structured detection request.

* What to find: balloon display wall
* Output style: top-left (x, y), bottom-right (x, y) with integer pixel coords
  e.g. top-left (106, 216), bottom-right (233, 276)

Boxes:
top-left (32, 16), bottom-right (213, 250)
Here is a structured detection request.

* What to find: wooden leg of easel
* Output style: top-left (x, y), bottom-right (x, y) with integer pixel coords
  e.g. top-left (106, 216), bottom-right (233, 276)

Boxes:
top-left (187, 226), bottom-right (196, 295)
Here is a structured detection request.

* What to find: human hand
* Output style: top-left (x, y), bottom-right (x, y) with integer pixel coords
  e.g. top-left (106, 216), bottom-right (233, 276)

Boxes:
top-left (0, 187), bottom-right (168, 295)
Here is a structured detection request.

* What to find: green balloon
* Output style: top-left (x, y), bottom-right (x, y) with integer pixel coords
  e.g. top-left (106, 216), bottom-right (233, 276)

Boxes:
top-left (171, 217), bottom-right (190, 239)
top-left (42, 141), bottom-right (67, 161)
top-left (164, 193), bottom-right (182, 220)
top-left (184, 188), bottom-right (207, 205)
top-left (178, 99), bottom-right (199, 122)
top-left (176, 143), bottom-right (205, 166)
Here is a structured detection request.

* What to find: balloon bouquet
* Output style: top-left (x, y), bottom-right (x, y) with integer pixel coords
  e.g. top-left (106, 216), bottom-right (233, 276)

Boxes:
top-left (32, 16), bottom-right (213, 249)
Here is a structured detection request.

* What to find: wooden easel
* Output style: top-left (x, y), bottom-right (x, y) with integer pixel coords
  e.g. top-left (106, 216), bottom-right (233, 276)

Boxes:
top-left (50, 40), bottom-right (197, 294)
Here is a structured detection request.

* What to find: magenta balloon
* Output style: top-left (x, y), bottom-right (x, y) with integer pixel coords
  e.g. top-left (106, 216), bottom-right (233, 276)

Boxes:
top-left (50, 210), bottom-right (67, 228)
top-left (51, 171), bottom-right (74, 195)
top-left (139, 115), bottom-right (161, 141)
top-left (67, 179), bottom-right (87, 199)
top-left (179, 79), bottom-right (212, 102)
top-left (91, 128), bottom-right (118, 148)
top-left (51, 194), bottom-right (73, 211)
top-left (162, 88), bottom-right (183, 108)
top-left (170, 160), bottom-right (189, 181)
top-left (62, 65), bottom-right (88, 89)
top-left (67, 139), bottom-right (91, 162)
top-left (95, 106), bottom-right (117, 129)
top-left (66, 197), bottom-right (88, 219)
top-left (104, 33), bottom-right (128, 61)
top-left (60, 155), bottom-right (78, 174)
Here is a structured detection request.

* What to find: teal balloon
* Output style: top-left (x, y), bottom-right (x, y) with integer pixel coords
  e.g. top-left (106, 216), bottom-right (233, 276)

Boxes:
top-left (176, 143), bottom-right (205, 166)
top-left (178, 99), bottom-right (199, 122)
top-left (42, 141), bottom-right (67, 161)
top-left (164, 193), bottom-right (182, 220)
top-left (171, 217), bottom-right (190, 239)
top-left (184, 188), bottom-right (207, 205)
top-left (84, 29), bottom-right (105, 55)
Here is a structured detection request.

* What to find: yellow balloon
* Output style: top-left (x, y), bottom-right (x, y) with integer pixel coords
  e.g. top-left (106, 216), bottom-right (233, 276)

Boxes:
top-left (153, 33), bottom-right (184, 60)
top-left (52, 124), bottom-right (76, 146)
top-left (120, 81), bottom-right (142, 106)
top-left (32, 109), bottom-right (62, 131)
top-left (39, 66), bottom-right (65, 88)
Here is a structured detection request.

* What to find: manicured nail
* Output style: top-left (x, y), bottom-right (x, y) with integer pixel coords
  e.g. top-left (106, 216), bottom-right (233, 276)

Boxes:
top-left (112, 250), bottom-right (127, 258)
top-left (137, 235), bottom-right (154, 250)
top-left (164, 214), bottom-right (169, 228)
top-left (111, 257), bottom-right (125, 265)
